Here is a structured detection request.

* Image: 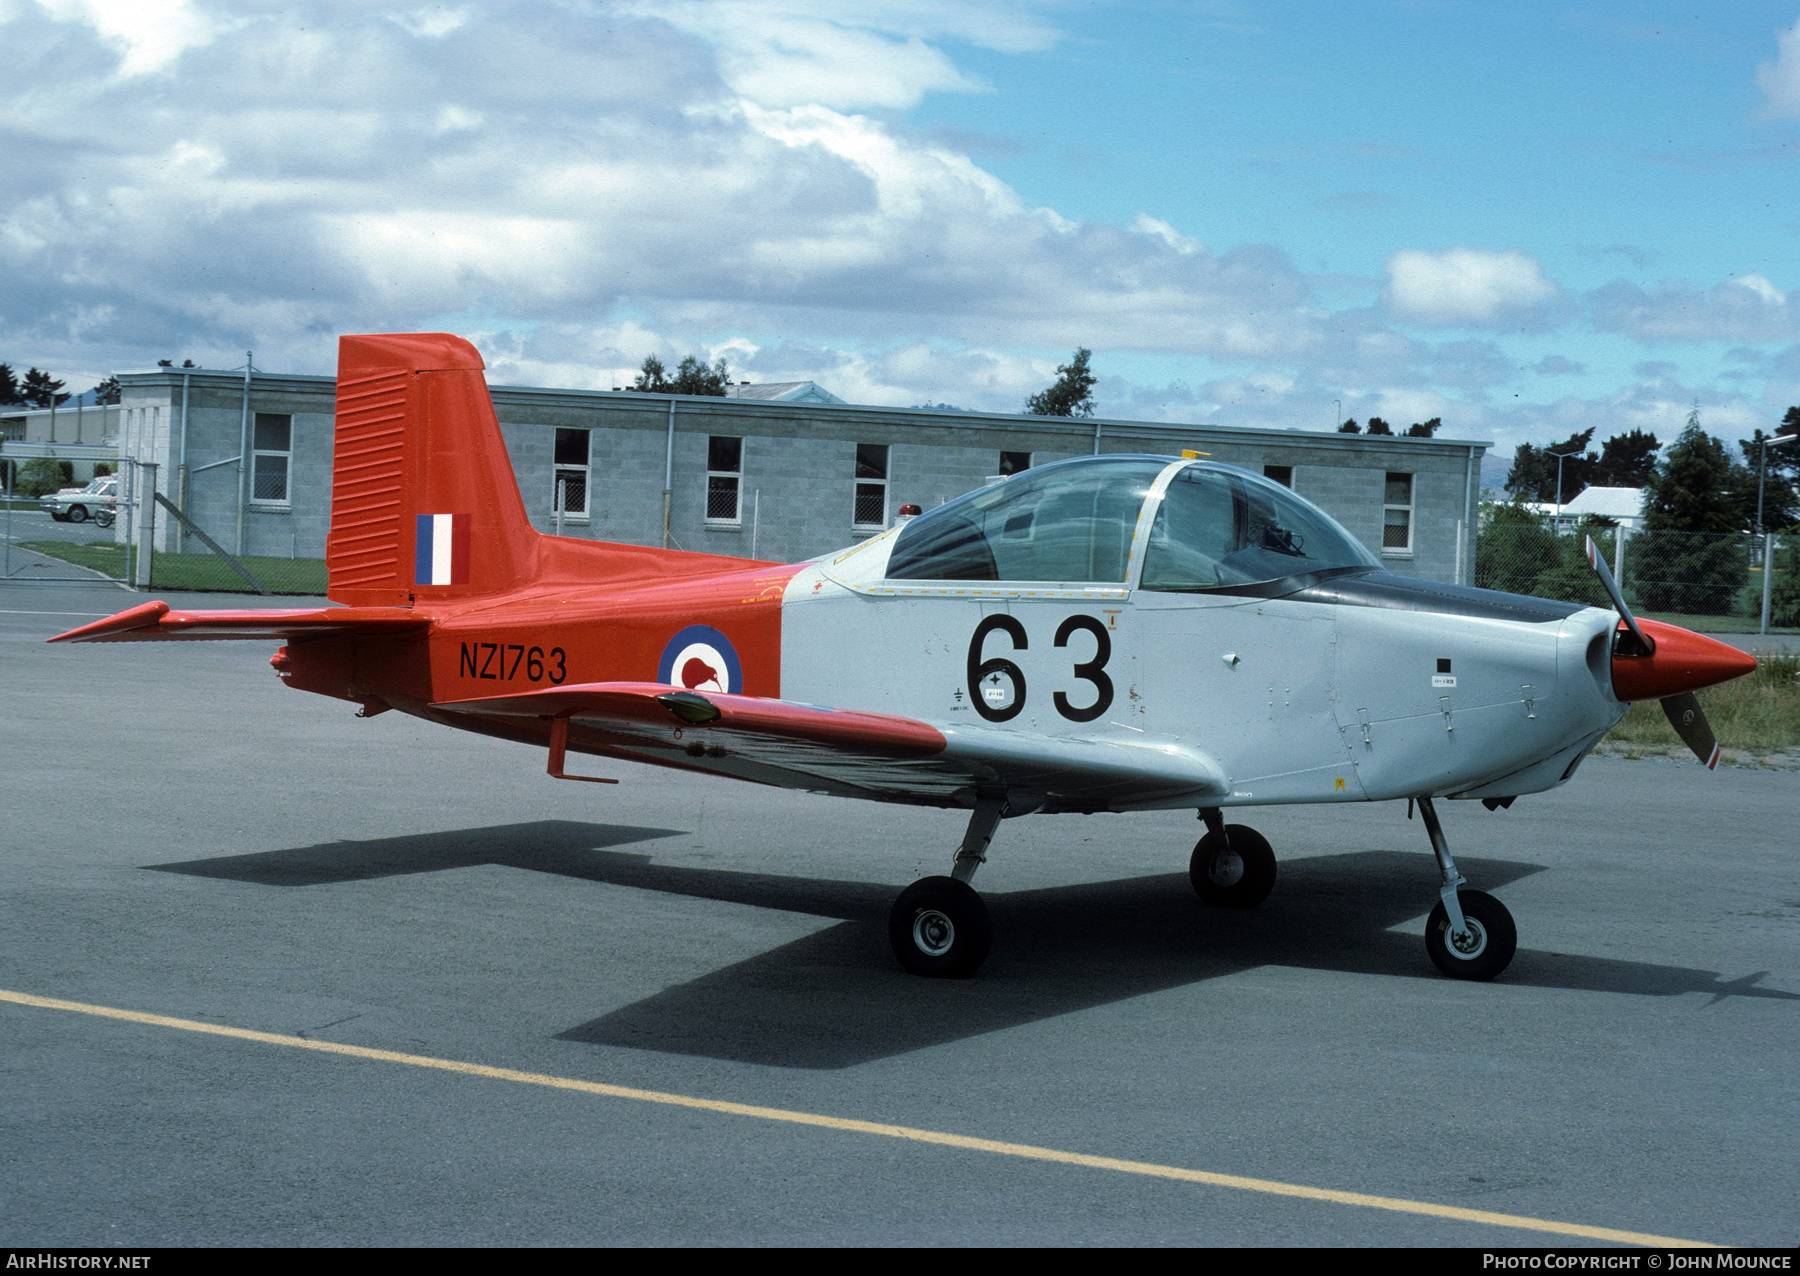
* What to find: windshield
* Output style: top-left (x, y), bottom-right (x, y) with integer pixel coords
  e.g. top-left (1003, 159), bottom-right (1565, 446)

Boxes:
top-left (1140, 465), bottom-right (1378, 591)
top-left (886, 457), bottom-right (1167, 583)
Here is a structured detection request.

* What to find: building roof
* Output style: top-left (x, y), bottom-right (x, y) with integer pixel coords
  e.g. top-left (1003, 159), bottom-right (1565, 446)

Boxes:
top-left (727, 381), bottom-right (846, 404)
top-left (1562, 486), bottom-right (1645, 519)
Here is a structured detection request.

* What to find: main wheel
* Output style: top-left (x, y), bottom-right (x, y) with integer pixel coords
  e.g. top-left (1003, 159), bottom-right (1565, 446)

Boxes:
top-left (888, 876), bottom-right (991, 978)
top-left (67, 505), bottom-right (88, 522)
top-left (1424, 890), bottom-right (1517, 981)
top-left (1189, 825), bottom-right (1276, 908)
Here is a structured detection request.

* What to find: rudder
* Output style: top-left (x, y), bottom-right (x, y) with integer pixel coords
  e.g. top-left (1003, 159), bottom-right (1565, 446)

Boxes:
top-left (327, 333), bottom-right (539, 607)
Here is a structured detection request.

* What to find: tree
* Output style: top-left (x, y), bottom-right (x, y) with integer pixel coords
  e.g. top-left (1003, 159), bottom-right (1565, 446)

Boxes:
top-left (1336, 418), bottom-right (1360, 434)
top-left (1364, 416), bottom-right (1393, 436)
top-left (668, 355), bottom-right (729, 396)
top-left (1504, 428), bottom-right (1595, 503)
top-left (0, 363), bottom-right (19, 406)
top-left (1769, 536), bottom-right (1800, 628)
top-left (1593, 429), bottom-right (1659, 487)
top-left (1737, 429), bottom-right (1799, 530)
top-left (19, 368), bottom-right (69, 408)
top-left (632, 355), bottom-right (668, 392)
top-left (1633, 410), bottom-right (1751, 616)
top-left (1643, 411), bottom-right (1745, 534)
top-left (1024, 348), bottom-right (1096, 417)
top-left (632, 354), bottom-right (729, 396)
top-left (1476, 500), bottom-right (1560, 595)
top-left (1405, 417), bottom-right (1442, 438)
top-left (90, 376), bottom-right (121, 406)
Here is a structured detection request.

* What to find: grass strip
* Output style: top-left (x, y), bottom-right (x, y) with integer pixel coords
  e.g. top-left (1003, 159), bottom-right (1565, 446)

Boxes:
top-left (1607, 648), bottom-right (1800, 752)
top-left (18, 540), bottom-right (325, 595)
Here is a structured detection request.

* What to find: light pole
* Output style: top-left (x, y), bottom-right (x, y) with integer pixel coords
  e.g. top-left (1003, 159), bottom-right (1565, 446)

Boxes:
top-left (1548, 446), bottom-right (1583, 529)
top-left (1755, 432), bottom-right (1798, 535)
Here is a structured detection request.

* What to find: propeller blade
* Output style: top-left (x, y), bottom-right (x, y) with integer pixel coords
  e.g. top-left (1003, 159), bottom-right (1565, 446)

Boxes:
top-left (1659, 691), bottom-right (1721, 770)
top-left (1585, 536), bottom-right (1653, 655)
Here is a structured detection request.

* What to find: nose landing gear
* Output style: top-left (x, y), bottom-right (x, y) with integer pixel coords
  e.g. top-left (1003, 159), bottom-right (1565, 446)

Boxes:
top-left (1415, 795), bottom-right (1517, 981)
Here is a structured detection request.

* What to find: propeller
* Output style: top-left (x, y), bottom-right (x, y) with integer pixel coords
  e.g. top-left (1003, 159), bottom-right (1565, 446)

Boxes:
top-left (1584, 536), bottom-right (1753, 769)
top-left (1658, 690), bottom-right (1720, 771)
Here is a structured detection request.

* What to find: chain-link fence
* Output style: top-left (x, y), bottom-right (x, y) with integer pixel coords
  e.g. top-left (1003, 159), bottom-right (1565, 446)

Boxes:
top-left (1477, 507), bottom-right (1797, 633)
top-left (5, 459), bottom-right (325, 595)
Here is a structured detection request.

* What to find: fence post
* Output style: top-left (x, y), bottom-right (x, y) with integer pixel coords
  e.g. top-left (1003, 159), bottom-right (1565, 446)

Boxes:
top-left (1761, 532), bottom-right (1776, 635)
top-left (134, 463), bottom-right (156, 587)
top-left (1614, 524), bottom-right (1627, 593)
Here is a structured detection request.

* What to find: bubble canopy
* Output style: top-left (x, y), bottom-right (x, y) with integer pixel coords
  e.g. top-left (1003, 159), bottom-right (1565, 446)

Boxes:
top-left (883, 455), bottom-right (1379, 589)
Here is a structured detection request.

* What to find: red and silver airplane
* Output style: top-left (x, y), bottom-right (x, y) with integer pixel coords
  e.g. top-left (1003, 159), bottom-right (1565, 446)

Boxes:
top-left (54, 333), bottom-right (1758, 981)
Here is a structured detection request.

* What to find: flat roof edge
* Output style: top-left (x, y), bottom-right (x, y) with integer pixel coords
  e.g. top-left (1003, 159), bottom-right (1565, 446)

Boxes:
top-left (110, 370), bottom-right (1489, 448)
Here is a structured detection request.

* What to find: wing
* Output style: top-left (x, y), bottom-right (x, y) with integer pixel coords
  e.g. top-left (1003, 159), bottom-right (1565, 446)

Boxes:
top-left (434, 682), bottom-right (1228, 812)
top-left (50, 600), bottom-right (430, 642)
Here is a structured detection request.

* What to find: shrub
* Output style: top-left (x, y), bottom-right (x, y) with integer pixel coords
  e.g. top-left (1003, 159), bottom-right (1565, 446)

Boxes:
top-left (18, 459), bottom-right (73, 497)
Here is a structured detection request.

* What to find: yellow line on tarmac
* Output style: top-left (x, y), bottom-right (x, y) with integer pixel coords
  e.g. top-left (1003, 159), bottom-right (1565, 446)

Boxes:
top-left (0, 987), bottom-right (1716, 1248)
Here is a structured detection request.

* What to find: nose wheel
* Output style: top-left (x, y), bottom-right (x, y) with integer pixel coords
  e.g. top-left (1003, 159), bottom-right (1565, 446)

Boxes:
top-left (1424, 889), bottom-right (1517, 981)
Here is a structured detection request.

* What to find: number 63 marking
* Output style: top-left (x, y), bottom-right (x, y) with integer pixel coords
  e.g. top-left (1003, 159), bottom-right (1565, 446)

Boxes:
top-left (966, 614), bottom-right (1112, 724)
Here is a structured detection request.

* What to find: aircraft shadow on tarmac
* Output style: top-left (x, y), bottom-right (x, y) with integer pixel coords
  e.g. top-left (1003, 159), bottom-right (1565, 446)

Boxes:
top-left (150, 821), bottom-right (1798, 1070)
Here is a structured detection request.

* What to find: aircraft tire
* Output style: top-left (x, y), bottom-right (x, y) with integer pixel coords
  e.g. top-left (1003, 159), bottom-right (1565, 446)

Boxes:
top-left (1189, 826), bottom-right (1276, 909)
top-left (888, 876), bottom-right (991, 978)
top-left (1424, 890), bottom-right (1516, 981)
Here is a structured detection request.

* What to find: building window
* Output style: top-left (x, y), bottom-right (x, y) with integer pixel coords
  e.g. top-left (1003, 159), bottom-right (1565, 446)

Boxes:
top-left (1383, 471), bottom-right (1413, 553)
top-left (854, 443), bottom-right (888, 529)
top-left (1263, 464), bottom-right (1292, 488)
top-left (999, 450), bottom-right (1031, 477)
top-left (707, 436), bottom-right (742, 524)
top-left (251, 413), bottom-right (291, 504)
top-left (554, 428), bottom-right (589, 519)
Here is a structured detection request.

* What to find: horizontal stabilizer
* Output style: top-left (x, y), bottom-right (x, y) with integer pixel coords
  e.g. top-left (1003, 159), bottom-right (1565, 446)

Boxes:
top-left (50, 600), bottom-right (430, 643)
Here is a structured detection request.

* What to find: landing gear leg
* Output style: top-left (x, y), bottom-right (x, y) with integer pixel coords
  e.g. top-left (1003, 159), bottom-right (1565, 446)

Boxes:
top-left (1416, 795), bottom-right (1516, 981)
top-left (1190, 807), bottom-right (1277, 908)
top-left (888, 794), bottom-right (1004, 977)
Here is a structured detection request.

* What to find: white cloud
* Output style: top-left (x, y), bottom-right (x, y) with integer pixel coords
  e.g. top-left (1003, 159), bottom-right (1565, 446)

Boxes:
top-left (1587, 273), bottom-right (1799, 343)
top-left (0, 0), bottom-right (1790, 455)
top-left (1383, 248), bottom-right (1559, 326)
top-left (632, 0), bottom-right (1062, 109)
top-left (1754, 17), bottom-right (1800, 117)
top-left (35, 0), bottom-right (225, 75)
top-left (1730, 273), bottom-right (1786, 306)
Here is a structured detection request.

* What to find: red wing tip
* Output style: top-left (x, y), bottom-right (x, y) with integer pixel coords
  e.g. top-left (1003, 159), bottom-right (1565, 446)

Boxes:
top-left (49, 600), bottom-right (171, 643)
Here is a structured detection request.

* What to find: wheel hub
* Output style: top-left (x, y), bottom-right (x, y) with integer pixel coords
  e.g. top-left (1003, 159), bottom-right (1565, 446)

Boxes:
top-left (1207, 850), bottom-right (1245, 888)
top-left (912, 909), bottom-right (955, 957)
top-left (1445, 917), bottom-right (1488, 960)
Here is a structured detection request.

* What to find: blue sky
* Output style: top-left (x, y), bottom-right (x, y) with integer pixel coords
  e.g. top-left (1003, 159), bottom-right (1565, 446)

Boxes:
top-left (2, 1), bottom-right (1798, 480)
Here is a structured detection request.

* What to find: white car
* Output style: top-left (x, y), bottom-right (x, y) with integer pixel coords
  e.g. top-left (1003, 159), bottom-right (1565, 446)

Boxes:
top-left (40, 476), bottom-right (119, 524)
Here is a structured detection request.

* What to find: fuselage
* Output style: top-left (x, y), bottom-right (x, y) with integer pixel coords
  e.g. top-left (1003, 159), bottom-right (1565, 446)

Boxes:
top-left (277, 525), bottom-right (1626, 811)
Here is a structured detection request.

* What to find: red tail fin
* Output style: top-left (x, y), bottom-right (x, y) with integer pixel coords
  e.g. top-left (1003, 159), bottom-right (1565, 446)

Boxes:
top-left (327, 333), bottom-right (538, 607)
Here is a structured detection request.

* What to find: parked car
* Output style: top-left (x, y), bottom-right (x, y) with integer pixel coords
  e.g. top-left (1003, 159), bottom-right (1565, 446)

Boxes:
top-left (40, 476), bottom-right (119, 523)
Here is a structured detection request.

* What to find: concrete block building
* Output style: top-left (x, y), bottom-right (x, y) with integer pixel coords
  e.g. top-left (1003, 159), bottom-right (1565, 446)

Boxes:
top-left (111, 364), bottom-right (1489, 584)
